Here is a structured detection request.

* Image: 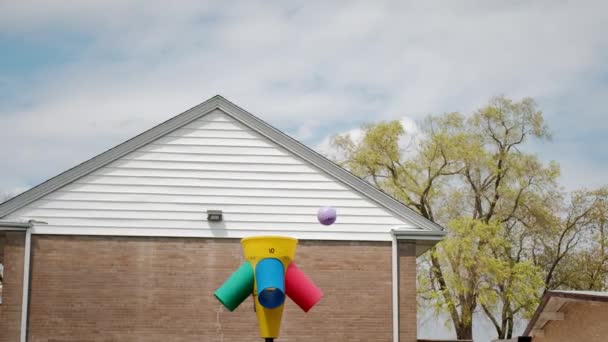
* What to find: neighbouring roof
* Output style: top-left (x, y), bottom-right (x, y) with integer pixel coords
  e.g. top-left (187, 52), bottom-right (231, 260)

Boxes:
top-left (546, 290), bottom-right (608, 298)
top-left (524, 290), bottom-right (608, 337)
top-left (0, 95), bottom-right (445, 234)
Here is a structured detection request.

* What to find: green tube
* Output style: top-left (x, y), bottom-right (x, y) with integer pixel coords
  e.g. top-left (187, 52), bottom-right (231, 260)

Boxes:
top-left (214, 262), bottom-right (254, 311)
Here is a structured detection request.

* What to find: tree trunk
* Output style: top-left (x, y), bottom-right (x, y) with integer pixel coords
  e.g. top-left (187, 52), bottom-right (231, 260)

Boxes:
top-left (455, 322), bottom-right (473, 340)
top-left (506, 316), bottom-right (514, 339)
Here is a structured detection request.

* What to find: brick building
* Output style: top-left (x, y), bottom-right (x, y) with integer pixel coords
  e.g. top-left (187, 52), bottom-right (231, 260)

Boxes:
top-left (522, 291), bottom-right (608, 342)
top-left (0, 96), bottom-right (444, 342)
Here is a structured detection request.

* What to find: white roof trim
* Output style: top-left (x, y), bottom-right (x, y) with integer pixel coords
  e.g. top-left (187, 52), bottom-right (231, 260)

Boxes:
top-left (0, 95), bottom-right (444, 233)
top-left (392, 229), bottom-right (446, 241)
top-left (0, 219), bottom-right (32, 229)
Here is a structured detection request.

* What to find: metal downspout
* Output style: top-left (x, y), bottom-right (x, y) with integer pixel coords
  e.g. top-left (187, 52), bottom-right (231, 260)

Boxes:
top-left (20, 227), bottom-right (32, 342)
top-left (391, 231), bottom-right (399, 342)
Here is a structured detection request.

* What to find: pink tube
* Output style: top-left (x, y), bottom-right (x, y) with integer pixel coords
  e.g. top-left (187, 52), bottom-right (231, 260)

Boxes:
top-left (285, 263), bottom-right (323, 312)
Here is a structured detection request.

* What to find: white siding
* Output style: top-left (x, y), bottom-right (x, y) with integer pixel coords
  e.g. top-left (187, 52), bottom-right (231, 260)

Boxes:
top-left (8, 109), bottom-right (416, 240)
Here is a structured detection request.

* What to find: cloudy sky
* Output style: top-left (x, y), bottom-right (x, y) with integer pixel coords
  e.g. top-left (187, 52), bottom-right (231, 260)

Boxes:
top-left (2, 1), bottom-right (608, 197)
top-left (1, 1), bottom-right (607, 339)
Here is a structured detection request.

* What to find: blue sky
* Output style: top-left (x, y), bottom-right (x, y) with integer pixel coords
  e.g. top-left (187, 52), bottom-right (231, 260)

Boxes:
top-left (1, 1), bottom-right (607, 339)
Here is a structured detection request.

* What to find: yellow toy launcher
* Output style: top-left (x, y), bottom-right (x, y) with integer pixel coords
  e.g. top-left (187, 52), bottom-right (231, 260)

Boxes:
top-left (214, 236), bottom-right (323, 341)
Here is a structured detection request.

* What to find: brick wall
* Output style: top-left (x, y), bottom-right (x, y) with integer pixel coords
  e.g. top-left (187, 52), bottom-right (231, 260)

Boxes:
top-left (418, 340), bottom-right (473, 342)
top-left (533, 302), bottom-right (608, 342)
top-left (417, 340), bottom-right (473, 342)
top-left (15, 235), bottom-right (416, 342)
top-left (0, 233), bottom-right (4, 318)
top-left (399, 241), bottom-right (417, 342)
top-left (0, 232), bottom-right (26, 342)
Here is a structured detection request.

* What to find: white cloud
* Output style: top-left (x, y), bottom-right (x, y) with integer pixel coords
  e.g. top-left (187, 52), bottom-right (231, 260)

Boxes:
top-left (315, 126), bottom-right (363, 162)
top-left (315, 116), bottom-right (421, 162)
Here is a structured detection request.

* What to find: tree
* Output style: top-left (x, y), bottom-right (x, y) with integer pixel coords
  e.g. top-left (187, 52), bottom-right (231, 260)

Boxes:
top-left (331, 96), bottom-right (559, 339)
top-left (569, 190), bottom-right (608, 290)
top-left (461, 97), bottom-right (557, 339)
top-left (529, 188), bottom-right (608, 292)
top-left (425, 218), bottom-right (519, 338)
top-left (333, 115), bottom-right (478, 338)
top-left (332, 116), bottom-right (464, 223)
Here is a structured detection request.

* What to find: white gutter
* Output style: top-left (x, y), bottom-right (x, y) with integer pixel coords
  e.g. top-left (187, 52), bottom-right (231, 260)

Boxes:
top-left (0, 220), bottom-right (31, 229)
top-left (391, 231), bottom-right (400, 342)
top-left (20, 227), bottom-right (32, 342)
top-left (391, 229), bottom-right (446, 241)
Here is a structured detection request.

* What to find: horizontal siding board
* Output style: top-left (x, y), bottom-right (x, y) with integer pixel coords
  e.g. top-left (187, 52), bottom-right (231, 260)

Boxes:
top-left (169, 128), bottom-right (259, 139)
top-left (154, 136), bottom-right (274, 147)
top-left (44, 192), bottom-right (376, 207)
top-left (108, 160), bottom-right (317, 172)
top-left (122, 151), bottom-right (303, 165)
top-left (94, 168), bottom-right (331, 181)
top-left (27, 200), bottom-right (398, 216)
top-left (78, 175), bottom-right (344, 190)
top-left (61, 184), bottom-right (356, 198)
top-left (138, 144), bottom-right (288, 156)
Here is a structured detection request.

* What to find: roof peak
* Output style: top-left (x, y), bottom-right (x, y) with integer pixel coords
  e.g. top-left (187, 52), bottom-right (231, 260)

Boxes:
top-left (0, 95), bottom-right (444, 233)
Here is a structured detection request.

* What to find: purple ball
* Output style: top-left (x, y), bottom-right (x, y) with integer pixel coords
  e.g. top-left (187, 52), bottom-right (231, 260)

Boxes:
top-left (317, 206), bottom-right (337, 225)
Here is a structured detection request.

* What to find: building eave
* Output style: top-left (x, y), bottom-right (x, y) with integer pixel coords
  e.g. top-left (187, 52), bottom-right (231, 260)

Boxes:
top-left (0, 219), bottom-right (32, 230)
top-left (392, 228), bottom-right (446, 241)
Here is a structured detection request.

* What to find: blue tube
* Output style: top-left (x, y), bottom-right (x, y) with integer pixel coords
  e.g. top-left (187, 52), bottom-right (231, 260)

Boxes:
top-left (255, 258), bottom-right (285, 309)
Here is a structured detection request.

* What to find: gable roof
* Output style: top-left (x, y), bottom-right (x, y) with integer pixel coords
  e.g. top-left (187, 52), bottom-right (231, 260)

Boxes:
top-left (0, 95), bottom-right (444, 233)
